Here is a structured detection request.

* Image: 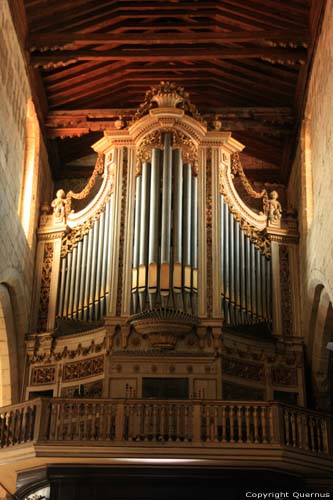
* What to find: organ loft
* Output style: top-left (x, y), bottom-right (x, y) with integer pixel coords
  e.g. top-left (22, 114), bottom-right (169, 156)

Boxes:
top-left (1, 1), bottom-right (333, 498)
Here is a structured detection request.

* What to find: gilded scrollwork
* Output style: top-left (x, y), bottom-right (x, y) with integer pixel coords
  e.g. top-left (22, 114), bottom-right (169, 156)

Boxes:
top-left (136, 130), bottom-right (163, 174)
top-left (172, 130), bottom-right (198, 174)
top-left (219, 175), bottom-right (271, 257)
top-left (65, 153), bottom-right (105, 215)
top-left (231, 152), bottom-right (269, 211)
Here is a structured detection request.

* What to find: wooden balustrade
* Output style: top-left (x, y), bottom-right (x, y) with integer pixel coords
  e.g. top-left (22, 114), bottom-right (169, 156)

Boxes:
top-left (0, 399), bottom-right (331, 457)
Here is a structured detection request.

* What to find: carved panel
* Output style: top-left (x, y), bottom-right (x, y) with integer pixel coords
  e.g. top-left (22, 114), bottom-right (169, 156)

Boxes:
top-left (279, 245), bottom-right (293, 336)
top-left (222, 356), bottom-right (265, 382)
top-left (272, 365), bottom-right (297, 386)
top-left (37, 242), bottom-right (54, 332)
top-left (62, 355), bottom-right (104, 382)
top-left (116, 151), bottom-right (128, 316)
top-left (206, 153), bottom-right (213, 316)
top-left (31, 365), bottom-right (56, 385)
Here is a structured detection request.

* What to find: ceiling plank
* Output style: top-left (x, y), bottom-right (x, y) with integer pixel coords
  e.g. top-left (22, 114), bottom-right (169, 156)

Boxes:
top-left (31, 47), bottom-right (307, 68)
top-left (28, 29), bottom-right (309, 49)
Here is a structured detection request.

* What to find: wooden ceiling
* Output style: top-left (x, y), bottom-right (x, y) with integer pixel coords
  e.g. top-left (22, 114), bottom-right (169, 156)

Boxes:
top-left (20, 0), bottom-right (325, 182)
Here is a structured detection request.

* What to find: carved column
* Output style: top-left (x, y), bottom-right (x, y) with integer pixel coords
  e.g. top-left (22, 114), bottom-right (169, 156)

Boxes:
top-left (33, 225), bottom-right (67, 332)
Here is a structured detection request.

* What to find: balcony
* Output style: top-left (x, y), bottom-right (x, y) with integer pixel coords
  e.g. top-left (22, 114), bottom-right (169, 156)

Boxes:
top-left (0, 398), bottom-right (332, 479)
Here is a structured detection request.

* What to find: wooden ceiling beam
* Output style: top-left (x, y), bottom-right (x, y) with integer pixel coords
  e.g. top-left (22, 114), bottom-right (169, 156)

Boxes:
top-left (48, 65), bottom-right (292, 105)
top-left (31, 47), bottom-right (307, 68)
top-left (28, 29), bottom-right (309, 50)
top-left (217, 0), bottom-right (307, 29)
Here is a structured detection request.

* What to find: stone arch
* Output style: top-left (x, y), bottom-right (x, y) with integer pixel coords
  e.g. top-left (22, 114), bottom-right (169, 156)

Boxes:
top-left (18, 98), bottom-right (40, 246)
top-left (307, 279), bottom-right (333, 410)
top-left (0, 284), bottom-right (19, 406)
top-left (0, 267), bottom-right (29, 403)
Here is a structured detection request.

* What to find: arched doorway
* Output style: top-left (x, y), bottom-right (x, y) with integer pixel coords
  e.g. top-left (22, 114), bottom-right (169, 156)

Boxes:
top-left (0, 284), bottom-right (19, 406)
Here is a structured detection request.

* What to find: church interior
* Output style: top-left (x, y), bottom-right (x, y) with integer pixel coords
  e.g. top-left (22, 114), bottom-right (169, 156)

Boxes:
top-left (0, 0), bottom-right (333, 498)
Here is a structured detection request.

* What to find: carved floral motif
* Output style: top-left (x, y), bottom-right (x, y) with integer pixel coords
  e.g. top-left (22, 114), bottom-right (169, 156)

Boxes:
top-left (272, 365), bottom-right (297, 386)
top-left (31, 365), bottom-right (56, 385)
top-left (222, 356), bottom-right (265, 382)
top-left (37, 242), bottom-right (54, 332)
top-left (62, 355), bottom-right (104, 382)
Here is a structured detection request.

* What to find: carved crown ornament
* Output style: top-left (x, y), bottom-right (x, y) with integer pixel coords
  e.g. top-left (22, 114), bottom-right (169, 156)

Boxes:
top-left (134, 81), bottom-right (205, 125)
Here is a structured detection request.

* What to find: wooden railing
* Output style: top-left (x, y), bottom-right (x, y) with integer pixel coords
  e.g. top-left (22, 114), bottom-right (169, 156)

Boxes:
top-left (0, 399), bottom-right (331, 457)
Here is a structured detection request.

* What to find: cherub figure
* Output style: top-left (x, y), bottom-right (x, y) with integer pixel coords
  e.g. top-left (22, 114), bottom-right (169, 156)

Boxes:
top-left (267, 190), bottom-right (282, 224)
top-left (51, 189), bottom-right (66, 223)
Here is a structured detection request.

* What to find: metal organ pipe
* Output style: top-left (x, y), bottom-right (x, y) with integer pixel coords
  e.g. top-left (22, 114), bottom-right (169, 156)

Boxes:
top-left (172, 149), bottom-right (183, 290)
top-left (191, 175), bottom-right (198, 293)
top-left (138, 162), bottom-right (150, 310)
top-left (132, 176), bottom-right (141, 312)
top-left (160, 133), bottom-right (172, 299)
top-left (220, 194), bottom-right (272, 327)
top-left (73, 240), bottom-right (82, 319)
top-left (56, 193), bottom-right (114, 322)
top-left (183, 163), bottom-right (192, 296)
top-left (148, 149), bottom-right (161, 307)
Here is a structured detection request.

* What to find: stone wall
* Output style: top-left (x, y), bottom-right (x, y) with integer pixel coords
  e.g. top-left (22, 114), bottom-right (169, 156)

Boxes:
top-left (288, 0), bottom-right (333, 408)
top-left (0, 0), bottom-right (53, 403)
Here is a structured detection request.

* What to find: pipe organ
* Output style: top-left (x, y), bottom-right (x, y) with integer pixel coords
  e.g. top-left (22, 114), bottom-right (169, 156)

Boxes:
top-left (29, 82), bottom-right (302, 404)
top-left (132, 132), bottom-right (198, 316)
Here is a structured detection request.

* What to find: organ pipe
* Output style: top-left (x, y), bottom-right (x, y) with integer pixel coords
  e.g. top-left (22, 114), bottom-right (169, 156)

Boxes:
top-left (220, 195), bottom-right (272, 327)
top-left (183, 163), bottom-right (192, 292)
top-left (192, 175), bottom-right (198, 291)
top-left (56, 196), bottom-right (114, 322)
top-left (160, 133), bottom-right (172, 298)
top-left (173, 149), bottom-right (183, 292)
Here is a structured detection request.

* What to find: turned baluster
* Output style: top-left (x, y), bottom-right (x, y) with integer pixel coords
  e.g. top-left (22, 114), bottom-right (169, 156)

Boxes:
top-left (253, 407), bottom-right (259, 444)
top-left (83, 403), bottom-right (89, 439)
top-left (17, 408), bottom-right (24, 444)
top-left (315, 417), bottom-right (322, 452)
top-left (229, 406), bottom-right (235, 443)
top-left (245, 406), bottom-right (251, 443)
top-left (184, 405), bottom-right (189, 442)
top-left (302, 413), bottom-right (309, 451)
top-left (322, 417), bottom-right (329, 454)
top-left (90, 403), bottom-right (97, 440)
top-left (143, 405), bottom-right (150, 441)
top-left (152, 405), bottom-right (158, 441)
top-left (237, 406), bottom-right (242, 443)
top-left (5, 412), bottom-right (12, 446)
top-left (98, 403), bottom-right (105, 441)
top-left (167, 405), bottom-right (173, 441)
top-left (160, 405), bottom-right (166, 441)
top-left (0, 413), bottom-right (6, 446)
top-left (127, 404), bottom-right (133, 441)
top-left (49, 402), bottom-right (57, 440)
top-left (66, 403), bottom-right (73, 440)
top-left (284, 410), bottom-right (290, 446)
top-left (290, 411), bottom-right (296, 447)
top-left (205, 405), bottom-right (211, 442)
top-left (309, 417), bottom-right (315, 452)
top-left (296, 413), bottom-right (302, 449)
top-left (261, 407), bottom-right (267, 444)
top-left (221, 406), bottom-right (226, 443)
top-left (213, 405), bottom-right (219, 442)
